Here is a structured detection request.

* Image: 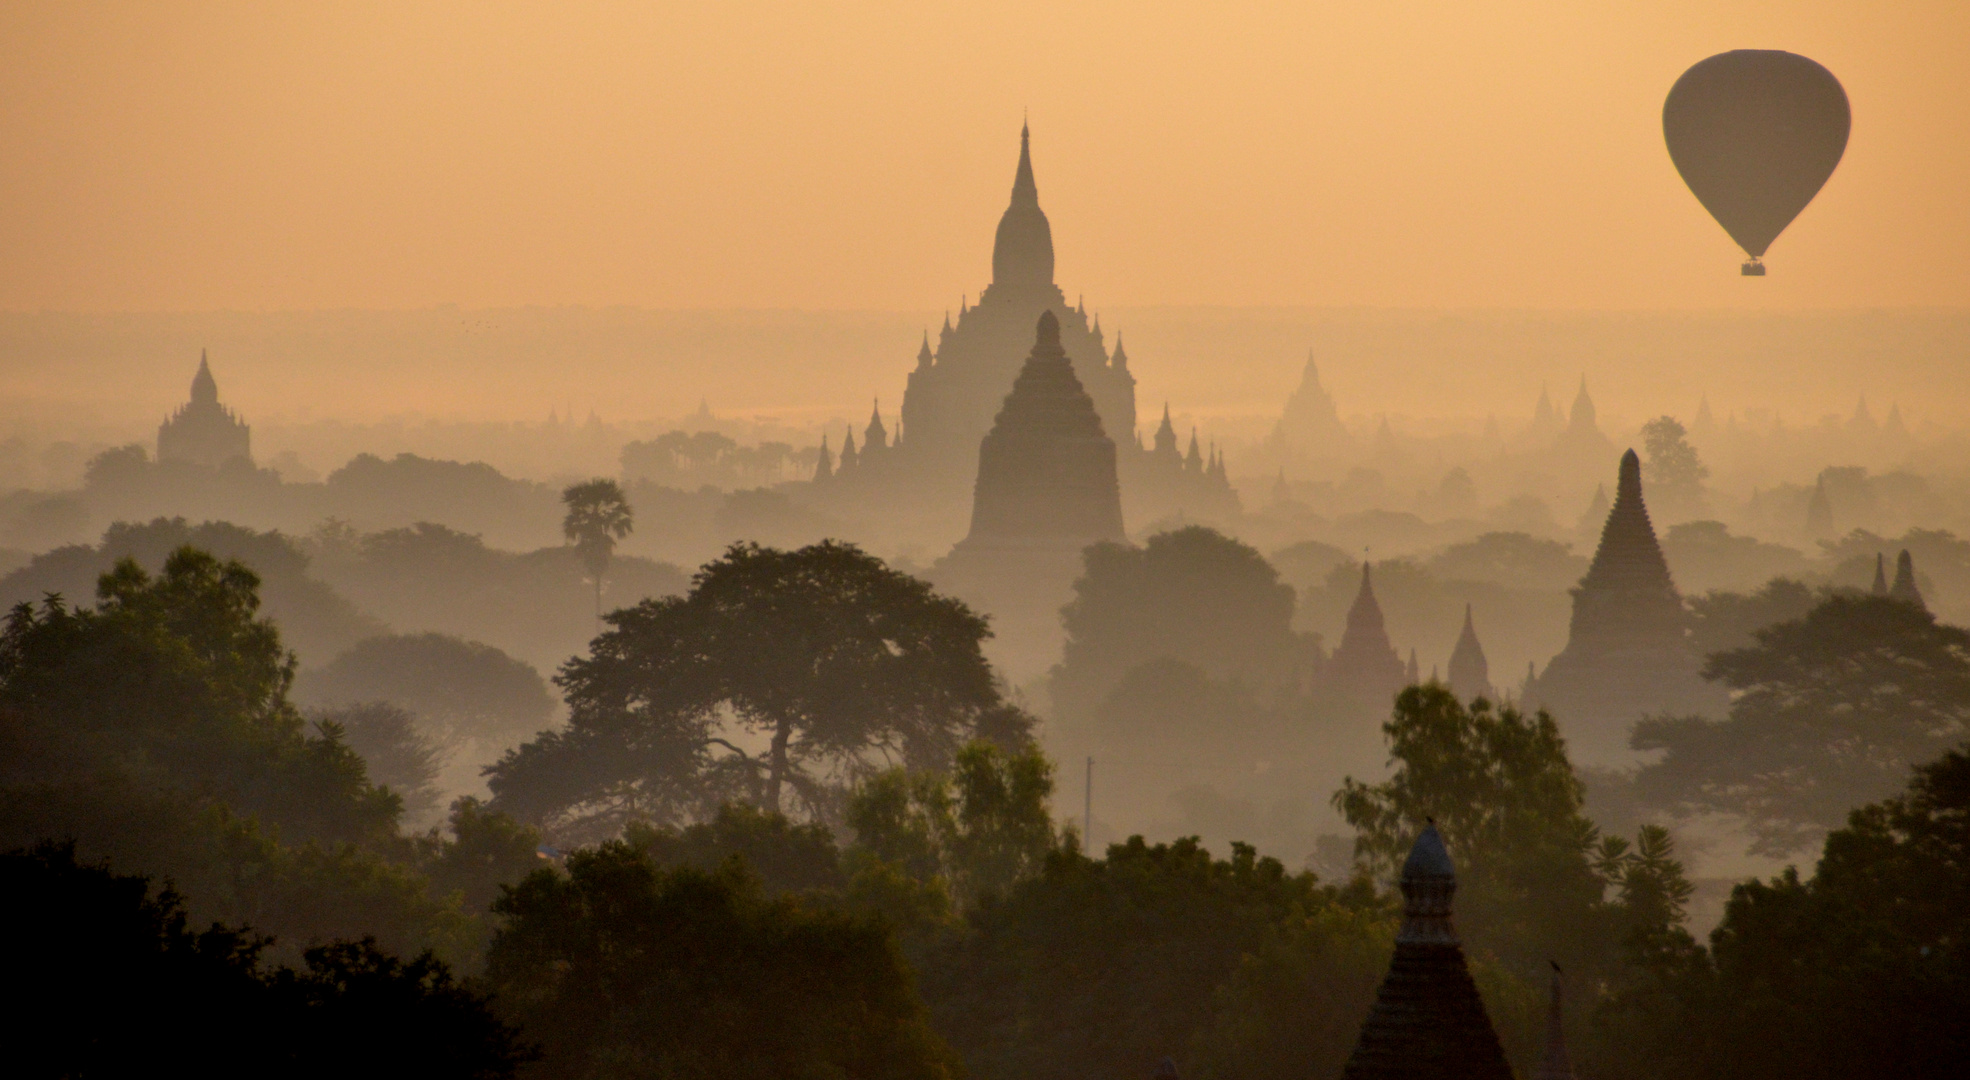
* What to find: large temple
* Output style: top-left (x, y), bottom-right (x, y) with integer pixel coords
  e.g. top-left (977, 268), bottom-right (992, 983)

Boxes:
top-left (812, 125), bottom-right (1238, 526)
top-left (1529, 450), bottom-right (1718, 762)
top-left (157, 351), bottom-right (252, 468)
top-left (932, 312), bottom-right (1126, 676)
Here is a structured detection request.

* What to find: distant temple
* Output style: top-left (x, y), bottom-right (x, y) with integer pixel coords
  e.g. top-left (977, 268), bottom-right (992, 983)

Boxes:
top-left (157, 351), bottom-right (252, 468)
top-left (1530, 450), bottom-right (1716, 762)
top-left (932, 312), bottom-right (1127, 675)
top-left (814, 125), bottom-right (1237, 525)
top-left (1327, 563), bottom-right (1408, 705)
top-left (1888, 549), bottom-right (1926, 609)
top-left (1447, 604), bottom-right (1493, 703)
top-left (1341, 824), bottom-right (1515, 1080)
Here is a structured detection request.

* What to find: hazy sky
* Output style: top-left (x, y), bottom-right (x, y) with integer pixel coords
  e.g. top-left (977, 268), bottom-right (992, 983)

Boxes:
top-left (2, 2), bottom-right (1966, 313)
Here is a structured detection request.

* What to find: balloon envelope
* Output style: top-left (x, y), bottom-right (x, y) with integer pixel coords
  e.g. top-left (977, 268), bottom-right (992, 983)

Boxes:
top-left (1663, 51), bottom-right (1849, 261)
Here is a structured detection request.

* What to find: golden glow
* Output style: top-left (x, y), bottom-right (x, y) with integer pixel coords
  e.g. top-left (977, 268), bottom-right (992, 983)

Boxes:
top-left (1, 1), bottom-right (1965, 313)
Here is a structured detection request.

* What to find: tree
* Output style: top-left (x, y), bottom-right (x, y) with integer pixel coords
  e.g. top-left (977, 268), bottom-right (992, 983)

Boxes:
top-left (846, 741), bottom-right (1057, 912)
top-left (1621, 747), bottom-right (1970, 1080)
top-left (0, 547), bottom-right (474, 958)
top-left (4, 841), bottom-right (529, 1080)
top-left (915, 835), bottom-right (1357, 1080)
top-left (488, 542), bottom-right (1027, 837)
top-left (303, 632), bottom-right (557, 745)
top-left (316, 701), bottom-right (446, 823)
top-left (487, 843), bottom-right (956, 1080)
top-left (561, 478), bottom-right (634, 623)
top-left (1334, 685), bottom-right (1610, 979)
top-left (626, 801), bottom-right (847, 895)
top-left (1053, 526), bottom-right (1306, 723)
top-left (1633, 593), bottom-right (1970, 855)
top-left (1641, 416), bottom-right (1709, 516)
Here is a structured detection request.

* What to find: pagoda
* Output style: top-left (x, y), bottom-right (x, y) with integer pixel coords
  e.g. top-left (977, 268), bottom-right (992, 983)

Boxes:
top-left (1328, 563), bottom-right (1407, 705)
top-left (1531, 450), bottom-right (1716, 762)
top-left (157, 351), bottom-right (252, 468)
top-left (1447, 605), bottom-right (1493, 703)
top-left (932, 311), bottom-right (1125, 676)
top-left (1340, 824), bottom-right (1515, 1080)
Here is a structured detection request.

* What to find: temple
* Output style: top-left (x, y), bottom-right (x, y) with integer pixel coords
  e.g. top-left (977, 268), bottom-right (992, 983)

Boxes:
top-left (932, 312), bottom-right (1127, 674)
top-left (1328, 563), bottom-right (1407, 705)
top-left (1889, 549), bottom-right (1926, 609)
top-left (1530, 450), bottom-right (1717, 762)
top-left (815, 125), bottom-right (1237, 526)
top-left (1340, 824), bottom-right (1515, 1080)
top-left (157, 351), bottom-right (252, 468)
top-left (1447, 604), bottom-right (1493, 703)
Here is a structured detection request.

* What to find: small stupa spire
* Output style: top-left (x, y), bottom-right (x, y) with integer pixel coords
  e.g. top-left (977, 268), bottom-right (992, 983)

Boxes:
top-left (1537, 962), bottom-right (1577, 1080)
top-left (1890, 550), bottom-right (1926, 609)
top-left (1872, 553), bottom-right (1889, 595)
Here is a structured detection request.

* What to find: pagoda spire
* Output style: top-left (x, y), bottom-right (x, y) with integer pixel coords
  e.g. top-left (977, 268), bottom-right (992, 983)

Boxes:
top-left (1537, 963), bottom-right (1577, 1080)
top-left (1890, 550), bottom-right (1925, 609)
top-left (1872, 553), bottom-right (1889, 595)
top-left (1341, 824), bottom-right (1514, 1080)
top-left (1448, 604), bottom-right (1492, 702)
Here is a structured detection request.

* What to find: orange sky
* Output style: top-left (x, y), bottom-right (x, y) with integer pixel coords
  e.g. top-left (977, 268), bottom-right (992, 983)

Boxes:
top-left (0, 1), bottom-right (1966, 312)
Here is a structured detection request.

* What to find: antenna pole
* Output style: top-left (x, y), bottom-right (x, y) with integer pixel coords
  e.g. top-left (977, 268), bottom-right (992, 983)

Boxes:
top-left (1084, 757), bottom-right (1094, 847)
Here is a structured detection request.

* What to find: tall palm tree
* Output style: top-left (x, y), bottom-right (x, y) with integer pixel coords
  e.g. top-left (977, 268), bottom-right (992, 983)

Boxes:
top-left (562, 479), bottom-right (634, 626)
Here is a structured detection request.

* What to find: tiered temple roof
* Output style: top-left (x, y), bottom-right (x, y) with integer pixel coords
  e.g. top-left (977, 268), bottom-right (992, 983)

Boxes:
top-left (1447, 604), bottom-right (1493, 703)
top-left (1329, 563), bottom-right (1407, 704)
top-left (960, 310), bottom-right (1124, 545)
top-left (1340, 824), bottom-right (1514, 1080)
top-left (1532, 449), bottom-right (1716, 762)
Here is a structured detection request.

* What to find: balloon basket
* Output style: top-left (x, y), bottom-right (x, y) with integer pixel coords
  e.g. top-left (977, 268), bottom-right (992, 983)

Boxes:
top-left (1741, 258), bottom-right (1766, 276)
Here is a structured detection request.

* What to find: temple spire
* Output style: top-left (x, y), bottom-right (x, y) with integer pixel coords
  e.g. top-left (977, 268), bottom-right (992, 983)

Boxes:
top-left (1872, 553), bottom-right (1889, 595)
top-left (1890, 550), bottom-right (1926, 609)
top-left (191, 349), bottom-right (218, 406)
top-left (1448, 604), bottom-right (1492, 702)
top-left (1537, 963), bottom-right (1577, 1080)
top-left (1341, 824), bottom-right (1514, 1080)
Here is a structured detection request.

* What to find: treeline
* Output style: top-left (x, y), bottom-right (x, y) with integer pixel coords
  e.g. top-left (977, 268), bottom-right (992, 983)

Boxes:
top-left (3, 538), bottom-right (1966, 1078)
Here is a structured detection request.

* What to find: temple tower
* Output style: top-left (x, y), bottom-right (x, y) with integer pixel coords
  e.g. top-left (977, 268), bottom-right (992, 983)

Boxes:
top-left (1538, 963), bottom-right (1577, 1080)
top-left (894, 124), bottom-right (1136, 480)
top-left (1532, 450), bottom-right (1716, 762)
top-left (1889, 549), bottom-right (1926, 609)
top-left (960, 311), bottom-right (1124, 544)
top-left (157, 351), bottom-right (252, 468)
top-left (1328, 563), bottom-right (1406, 704)
top-left (1447, 604), bottom-right (1493, 702)
top-left (1341, 824), bottom-right (1515, 1080)
top-left (933, 311), bottom-right (1125, 678)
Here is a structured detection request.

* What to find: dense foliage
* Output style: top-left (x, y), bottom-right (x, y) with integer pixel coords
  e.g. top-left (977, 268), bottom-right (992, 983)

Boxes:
top-left (1614, 747), bottom-right (1970, 1080)
top-left (490, 541), bottom-right (1031, 838)
top-left (5, 842), bottom-right (529, 1080)
top-left (1634, 592), bottom-right (1970, 854)
top-left (488, 843), bottom-right (957, 1080)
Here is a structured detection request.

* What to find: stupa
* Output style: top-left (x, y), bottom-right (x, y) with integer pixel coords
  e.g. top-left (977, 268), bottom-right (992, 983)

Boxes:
top-left (1531, 450), bottom-right (1716, 762)
top-left (932, 311), bottom-right (1125, 677)
top-left (157, 351), bottom-right (252, 468)
top-left (1340, 824), bottom-right (1515, 1080)
top-left (1328, 563), bottom-right (1407, 705)
top-left (1447, 605), bottom-right (1493, 703)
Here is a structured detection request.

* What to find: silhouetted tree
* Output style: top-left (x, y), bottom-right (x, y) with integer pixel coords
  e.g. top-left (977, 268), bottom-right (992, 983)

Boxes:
top-left (626, 801), bottom-right (847, 895)
top-left (561, 478), bottom-right (634, 623)
top-left (1633, 593), bottom-right (1970, 854)
top-left (1684, 576), bottom-right (1819, 660)
top-left (846, 741), bottom-right (1056, 912)
top-left (488, 542), bottom-right (1027, 837)
top-left (487, 843), bottom-right (956, 1080)
top-left (1641, 416), bottom-right (1709, 515)
top-left (916, 836), bottom-right (1366, 1080)
top-left (304, 632), bottom-right (557, 745)
top-left (0, 547), bottom-right (471, 955)
top-left (1617, 746), bottom-right (1970, 1080)
top-left (316, 701), bottom-right (445, 822)
top-left (1335, 685), bottom-right (1612, 980)
top-left (4, 842), bottom-right (528, 1080)
top-left (1054, 526), bottom-right (1306, 723)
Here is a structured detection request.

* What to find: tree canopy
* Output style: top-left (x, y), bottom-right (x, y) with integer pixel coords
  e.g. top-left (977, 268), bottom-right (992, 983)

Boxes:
top-left (487, 842), bottom-right (956, 1080)
top-left (1633, 592), bottom-right (1970, 854)
top-left (488, 541), bottom-right (1028, 839)
top-left (302, 631), bottom-right (557, 745)
top-left (5, 841), bottom-right (529, 1080)
top-left (1053, 526), bottom-right (1306, 723)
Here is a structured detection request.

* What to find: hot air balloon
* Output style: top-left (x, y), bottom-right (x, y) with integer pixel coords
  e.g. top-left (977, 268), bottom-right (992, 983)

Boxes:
top-left (1662, 51), bottom-right (1849, 275)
